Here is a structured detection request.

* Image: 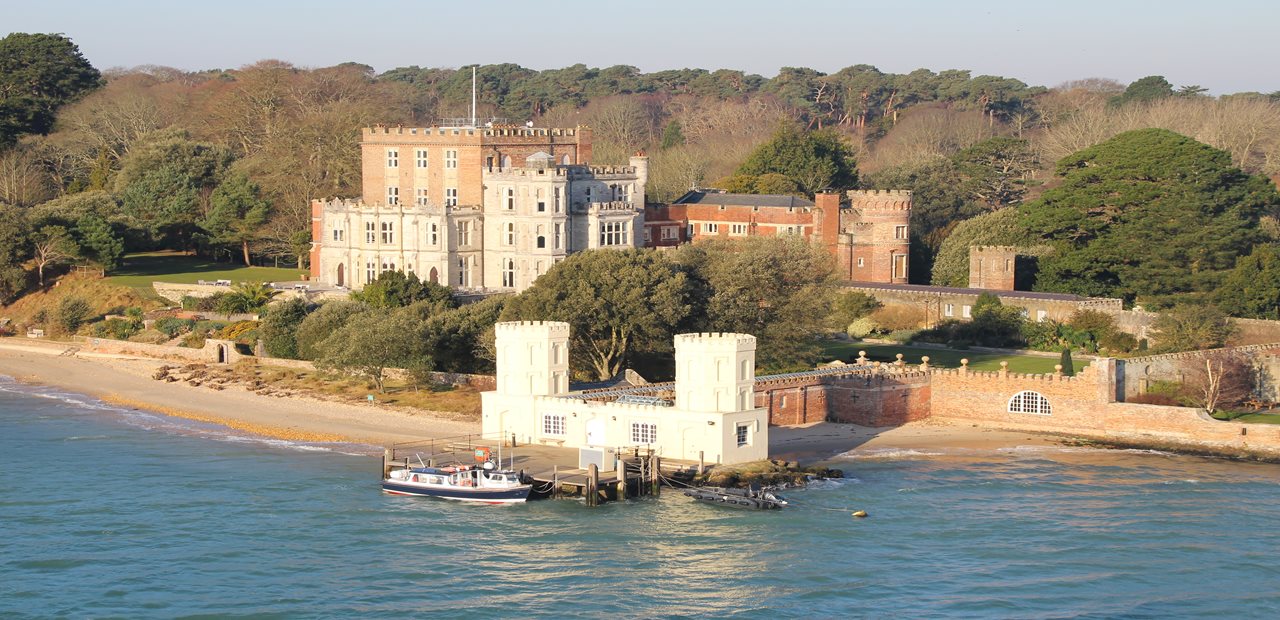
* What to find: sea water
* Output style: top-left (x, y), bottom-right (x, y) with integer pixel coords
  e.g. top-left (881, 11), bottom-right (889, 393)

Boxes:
top-left (3, 376), bottom-right (1280, 618)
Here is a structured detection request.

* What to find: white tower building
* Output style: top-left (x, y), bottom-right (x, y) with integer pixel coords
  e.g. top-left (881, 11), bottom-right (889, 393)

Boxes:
top-left (674, 333), bottom-right (757, 413)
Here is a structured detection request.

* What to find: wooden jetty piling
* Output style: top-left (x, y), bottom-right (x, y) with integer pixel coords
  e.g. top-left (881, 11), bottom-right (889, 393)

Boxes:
top-left (587, 464), bottom-right (599, 507)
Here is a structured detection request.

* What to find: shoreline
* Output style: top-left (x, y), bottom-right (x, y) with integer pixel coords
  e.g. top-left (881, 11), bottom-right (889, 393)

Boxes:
top-left (4, 341), bottom-right (1274, 466)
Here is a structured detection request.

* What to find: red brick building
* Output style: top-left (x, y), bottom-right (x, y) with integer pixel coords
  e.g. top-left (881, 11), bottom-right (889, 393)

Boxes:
top-left (643, 189), bottom-right (912, 284)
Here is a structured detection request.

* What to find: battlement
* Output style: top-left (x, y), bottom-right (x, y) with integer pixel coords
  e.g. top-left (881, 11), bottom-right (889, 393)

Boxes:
top-left (847, 189), bottom-right (912, 211)
top-left (364, 124), bottom-right (581, 139)
top-left (577, 165), bottom-right (638, 177)
top-left (587, 201), bottom-right (639, 213)
top-left (674, 333), bottom-right (756, 349)
top-left (484, 166), bottom-right (572, 179)
top-left (972, 245), bottom-right (1019, 254)
top-left (494, 321), bottom-right (571, 338)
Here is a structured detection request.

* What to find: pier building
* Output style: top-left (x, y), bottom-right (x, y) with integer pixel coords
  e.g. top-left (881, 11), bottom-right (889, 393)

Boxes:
top-left (480, 321), bottom-right (769, 466)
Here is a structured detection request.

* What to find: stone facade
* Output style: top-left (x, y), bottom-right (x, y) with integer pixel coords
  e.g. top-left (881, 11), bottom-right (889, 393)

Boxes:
top-left (642, 188), bottom-right (911, 284)
top-left (848, 281), bottom-right (1124, 326)
top-left (968, 245), bottom-right (1018, 290)
top-left (480, 322), bottom-right (769, 465)
top-left (310, 124), bottom-right (646, 293)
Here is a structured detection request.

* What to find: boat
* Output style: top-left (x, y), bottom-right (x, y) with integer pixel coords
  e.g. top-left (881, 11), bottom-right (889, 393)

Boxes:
top-left (682, 485), bottom-right (788, 510)
top-left (383, 461), bottom-right (532, 504)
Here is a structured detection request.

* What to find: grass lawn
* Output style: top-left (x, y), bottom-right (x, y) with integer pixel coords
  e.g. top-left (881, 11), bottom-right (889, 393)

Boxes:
top-left (106, 251), bottom-right (303, 289)
top-left (1218, 412), bottom-right (1280, 424)
top-left (820, 340), bottom-right (1087, 375)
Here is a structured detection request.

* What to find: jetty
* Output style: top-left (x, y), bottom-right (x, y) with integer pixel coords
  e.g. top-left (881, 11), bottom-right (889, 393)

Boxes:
top-left (382, 433), bottom-right (701, 506)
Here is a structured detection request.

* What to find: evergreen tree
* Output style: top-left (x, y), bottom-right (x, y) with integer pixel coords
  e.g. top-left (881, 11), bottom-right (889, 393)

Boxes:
top-left (735, 125), bottom-right (858, 195)
top-left (1059, 347), bottom-right (1074, 375)
top-left (201, 173), bottom-right (271, 266)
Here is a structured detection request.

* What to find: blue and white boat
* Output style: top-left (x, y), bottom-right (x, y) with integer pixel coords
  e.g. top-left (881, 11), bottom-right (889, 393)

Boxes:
top-left (382, 462), bottom-right (532, 504)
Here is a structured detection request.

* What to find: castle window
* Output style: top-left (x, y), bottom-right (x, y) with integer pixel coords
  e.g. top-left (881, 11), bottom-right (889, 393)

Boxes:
top-left (429, 222), bottom-right (438, 246)
top-left (643, 228), bottom-right (651, 244)
top-left (1008, 391), bottom-right (1052, 415)
top-left (661, 226), bottom-right (676, 240)
top-left (600, 221), bottom-right (628, 246)
top-left (857, 257), bottom-right (865, 268)
top-left (415, 149), bottom-right (428, 168)
top-left (687, 224), bottom-right (695, 238)
top-left (630, 422), bottom-right (657, 445)
top-left (554, 223), bottom-right (562, 249)
top-left (502, 259), bottom-right (514, 288)
top-left (702, 222), bottom-right (718, 234)
top-left (332, 228), bottom-right (344, 242)
top-left (505, 222), bottom-right (515, 246)
top-left (501, 155), bottom-right (511, 169)
top-left (945, 303), bottom-right (954, 317)
top-left (365, 221), bottom-right (376, 244)
top-left (445, 188), bottom-right (458, 207)
top-left (445, 150), bottom-right (458, 169)
top-left (893, 255), bottom-right (908, 279)
top-left (506, 188), bottom-right (515, 210)
top-left (962, 305), bottom-right (972, 318)
top-left (542, 414), bottom-right (566, 436)
top-left (537, 236), bottom-right (546, 249)
top-left (386, 186), bottom-right (399, 205)
top-left (366, 262), bottom-right (376, 283)
top-left (457, 257), bottom-right (467, 286)
top-left (895, 225), bottom-right (908, 240)
top-left (562, 154), bottom-right (571, 165)
top-left (554, 187), bottom-right (562, 212)
top-left (736, 423), bottom-right (750, 447)
top-left (730, 223), bottom-right (748, 236)
top-left (380, 221), bottom-right (395, 244)
top-left (537, 201), bottom-right (546, 213)
top-left (415, 188), bottom-right (429, 206)
top-left (386, 149), bottom-right (398, 168)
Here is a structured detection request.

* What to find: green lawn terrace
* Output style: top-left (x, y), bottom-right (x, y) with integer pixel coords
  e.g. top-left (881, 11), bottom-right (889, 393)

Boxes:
top-left (821, 341), bottom-right (1087, 376)
top-left (107, 252), bottom-right (304, 290)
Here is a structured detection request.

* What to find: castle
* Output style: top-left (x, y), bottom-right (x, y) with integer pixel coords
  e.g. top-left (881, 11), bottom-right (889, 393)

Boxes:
top-left (480, 321), bottom-right (769, 465)
top-left (309, 120), bottom-right (913, 292)
top-left (309, 123), bottom-right (647, 293)
top-left (643, 189), bottom-right (913, 284)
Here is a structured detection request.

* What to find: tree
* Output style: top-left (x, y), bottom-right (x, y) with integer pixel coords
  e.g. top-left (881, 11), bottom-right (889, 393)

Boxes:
top-left (215, 281), bottom-right (279, 315)
top-left (1109, 76), bottom-right (1175, 107)
top-left (676, 236), bottom-right (836, 372)
top-left (259, 298), bottom-right (309, 359)
top-left (0, 203), bottom-right (31, 303)
top-left (74, 213), bottom-right (124, 271)
top-left (1020, 129), bottom-right (1280, 302)
top-left (353, 270), bottom-right (456, 310)
top-left (1216, 244), bottom-right (1280, 319)
top-left (929, 208), bottom-right (1040, 286)
top-left (421, 295), bottom-right (507, 374)
top-left (1059, 347), bottom-right (1074, 375)
top-left (0, 33), bottom-right (101, 145)
top-left (295, 300), bottom-right (367, 360)
top-left (1183, 349), bottom-right (1254, 414)
top-left (316, 309), bottom-right (421, 392)
top-left (660, 120), bottom-right (685, 149)
top-left (828, 291), bottom-right (882, 331)
top-left (953, 137), bottom-right (1037, 210)
top-left (201, 173), bottom-right (270, 266)
top-left (735, 125), bottom-right (858, 195)
top-left (1151, 304), bottom-right (1237, 353)
top-left (501, 249), bottom-right (691, 380)
top-left (31, 225), bottom-right (79, 286)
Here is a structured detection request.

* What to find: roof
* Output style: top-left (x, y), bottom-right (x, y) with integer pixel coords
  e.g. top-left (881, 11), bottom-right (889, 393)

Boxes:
top-left (673, 190), bottom-right (815, 209)
top-left (845, 281), bottom-right (1106, 303)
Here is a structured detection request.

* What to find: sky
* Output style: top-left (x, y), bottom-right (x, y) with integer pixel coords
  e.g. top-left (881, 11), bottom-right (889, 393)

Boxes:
top-left (4, 0), bottom-right (1279, 94)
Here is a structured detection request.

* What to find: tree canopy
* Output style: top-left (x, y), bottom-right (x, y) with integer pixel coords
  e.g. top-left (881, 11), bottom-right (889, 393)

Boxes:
top-left (0, 33), bottom-right (100, 145)
top-left (1019, 128), bottom-right (1279, 302)
top-left (733, 125), bottom-right (858, 195)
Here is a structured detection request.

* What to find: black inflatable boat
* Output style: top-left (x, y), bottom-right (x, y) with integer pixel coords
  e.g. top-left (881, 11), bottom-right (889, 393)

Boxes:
top-left (682, 486), bottom-right (788, 510)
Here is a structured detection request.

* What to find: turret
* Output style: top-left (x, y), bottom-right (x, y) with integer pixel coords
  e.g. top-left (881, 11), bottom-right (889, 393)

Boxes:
top-left (493, 321), bottom-right (571, 396)
top-left (843, 189), bottom-right (913, 283)
top-left (674, 333), bottom-right (756, 413)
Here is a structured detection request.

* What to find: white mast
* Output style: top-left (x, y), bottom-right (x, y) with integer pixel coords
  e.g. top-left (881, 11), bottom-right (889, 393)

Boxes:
top-left (471, 66), bottom-right (477, 128)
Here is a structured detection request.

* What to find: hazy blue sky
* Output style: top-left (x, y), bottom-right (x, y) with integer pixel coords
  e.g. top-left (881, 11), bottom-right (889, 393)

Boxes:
top-left (5, 0), bottom-right (1278, 94)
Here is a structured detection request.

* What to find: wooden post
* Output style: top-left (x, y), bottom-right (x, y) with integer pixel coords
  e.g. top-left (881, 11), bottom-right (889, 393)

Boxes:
top-left (553, 465), bottom-right (559, 500)
top-left (616, 460), bottom-right (628, 500)
top-left (511, 432), bottom-right (517, 448)
top-left (638, 457), bottom-right (646, 497)
top-left (587, 463), bottom-right (599, 507)
top-left (698, 451), bottom-right (705, 476)
top-left (383, 448), bottom-right (393, 479)
top-left (651, 455), bottom-right (661, 496)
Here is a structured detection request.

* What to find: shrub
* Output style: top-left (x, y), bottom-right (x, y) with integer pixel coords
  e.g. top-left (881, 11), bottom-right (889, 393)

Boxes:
top-left (154, 317), bottom-right (195, 338)
top-left (887, 329), bottom-right (918, 344)
top-left (869, 306), bottom-right (925, 331)
top-left (180, 332), bottom-right (207, 349)
top-left (846, 317), bottom-right (877, 339)
top-left (56, 297), bottom-right (92, 333)
top-left (1129, 393), bottom-right (1181, 406)
top-left (92, 318), bottom-right (140, 340)
top-left (1099, 330), bottom-right (1138, 353)
top-left (216, 320), bottom-right (259, 344)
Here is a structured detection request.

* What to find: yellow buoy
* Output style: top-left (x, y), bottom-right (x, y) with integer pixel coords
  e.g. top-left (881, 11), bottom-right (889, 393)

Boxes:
top-left (852, 510), bottom-right (868, 518)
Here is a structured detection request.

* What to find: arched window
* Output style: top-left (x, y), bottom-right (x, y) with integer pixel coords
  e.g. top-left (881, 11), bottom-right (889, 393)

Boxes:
top-left (1008, 391), bottom-right (1051, 415)
top-left (536, 236), bottom-right (546, 248)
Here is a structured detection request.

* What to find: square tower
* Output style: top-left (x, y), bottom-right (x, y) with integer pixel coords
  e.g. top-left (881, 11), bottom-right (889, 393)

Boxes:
top-left (493, 321), bottom-right (571, 396)
top-left (674, 333), bottom-right (756, 412)
top-left (968, 246), bottom-right (1018, 291)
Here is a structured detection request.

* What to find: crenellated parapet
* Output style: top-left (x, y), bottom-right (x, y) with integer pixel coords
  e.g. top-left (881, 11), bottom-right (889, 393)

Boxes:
top-left (847, 189), bottom-right (913, 212)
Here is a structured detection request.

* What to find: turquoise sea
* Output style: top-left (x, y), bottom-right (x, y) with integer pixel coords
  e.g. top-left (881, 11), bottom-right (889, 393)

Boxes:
top-left (3, 375), bottom-right (1280, 619)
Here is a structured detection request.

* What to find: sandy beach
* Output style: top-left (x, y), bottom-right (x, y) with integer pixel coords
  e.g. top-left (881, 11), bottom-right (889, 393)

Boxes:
top-left (0, 338), bottom-right (1060, 462)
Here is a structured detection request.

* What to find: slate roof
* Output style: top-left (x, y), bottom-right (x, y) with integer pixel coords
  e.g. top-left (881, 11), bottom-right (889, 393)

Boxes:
top-left (673, 190), bottom-right (815, 208)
